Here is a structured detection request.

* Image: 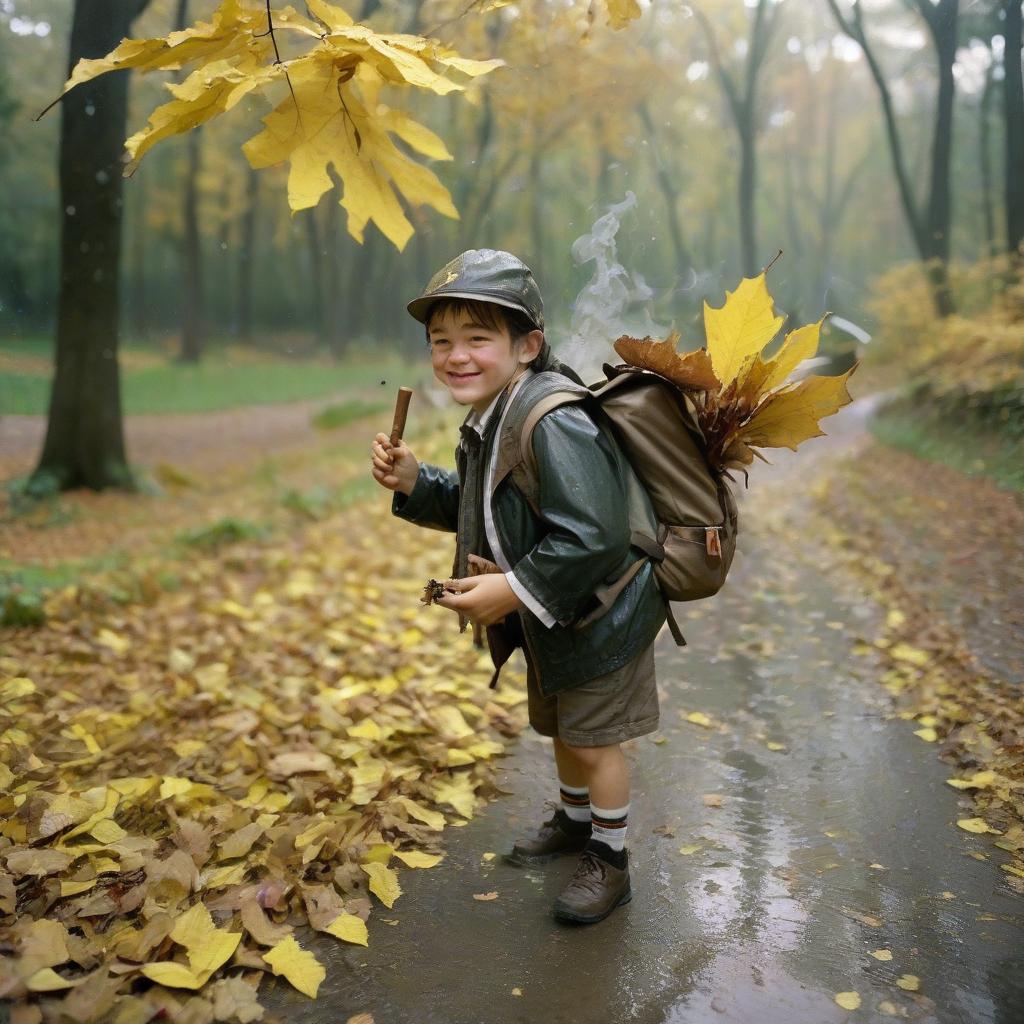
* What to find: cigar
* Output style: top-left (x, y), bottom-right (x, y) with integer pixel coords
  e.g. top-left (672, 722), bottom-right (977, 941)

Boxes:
top-left (390, 386), bottom-right (413, 448)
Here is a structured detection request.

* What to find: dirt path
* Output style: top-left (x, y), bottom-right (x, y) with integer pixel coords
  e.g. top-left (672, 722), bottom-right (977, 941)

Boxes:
top-left (0, 395), bottom-right (368, 483)
top-left (256, 398), bottom-right (1023, 1024)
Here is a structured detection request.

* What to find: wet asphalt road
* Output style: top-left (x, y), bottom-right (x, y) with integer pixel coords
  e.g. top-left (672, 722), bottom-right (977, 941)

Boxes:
top-left (261, 401), bottom-right (1024, 1024)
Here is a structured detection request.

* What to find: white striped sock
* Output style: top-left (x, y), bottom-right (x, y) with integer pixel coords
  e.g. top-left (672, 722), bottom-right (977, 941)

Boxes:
top-left (559, 780), bottom-right (591, 823)
top-left (591, 802), bottom-right (629, 851)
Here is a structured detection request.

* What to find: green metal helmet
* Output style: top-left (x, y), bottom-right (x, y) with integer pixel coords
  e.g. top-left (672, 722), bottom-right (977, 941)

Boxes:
top-left (406, 249), bottom-right (545, 330)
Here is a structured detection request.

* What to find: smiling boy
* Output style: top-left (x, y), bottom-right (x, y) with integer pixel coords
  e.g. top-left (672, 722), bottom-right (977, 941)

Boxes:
top-left (370, 249), bottom-right (666, 924)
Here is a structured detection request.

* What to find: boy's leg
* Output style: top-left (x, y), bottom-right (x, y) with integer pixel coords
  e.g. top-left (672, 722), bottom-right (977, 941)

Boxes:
top-left (552, 736), bottom-right (592, 823)
top-left (559, 741), bottom-right (630, 854)
top-left (551, 739), bottom-right (633, 924)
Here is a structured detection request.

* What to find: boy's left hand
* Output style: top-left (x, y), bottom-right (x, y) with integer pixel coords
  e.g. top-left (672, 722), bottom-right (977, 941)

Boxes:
top-left (434, 573), bottom-right (524, 627)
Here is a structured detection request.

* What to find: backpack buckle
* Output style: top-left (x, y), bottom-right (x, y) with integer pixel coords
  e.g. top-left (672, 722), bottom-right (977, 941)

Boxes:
top-left (705, 527), bottom-right (722, 558)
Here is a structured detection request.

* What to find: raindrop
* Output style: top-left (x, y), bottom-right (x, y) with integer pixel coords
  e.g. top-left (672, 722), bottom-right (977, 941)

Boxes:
top-left (85, 102), bottom-right (95, 116)
top-left (220, 241), bottom-right (228, 250)
top-left (65, 205), bottom-right (76, 217)
top-left (95, 169), bottom-right (109, 185)
top-left (102, 348), bottom-right (113, 360)
top-left (80, 241), bottom-right (90, 254)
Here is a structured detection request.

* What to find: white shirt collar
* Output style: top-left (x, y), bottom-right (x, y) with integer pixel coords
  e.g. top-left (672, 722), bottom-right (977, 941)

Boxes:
top-left (466, 368), bottom-right (534, 437)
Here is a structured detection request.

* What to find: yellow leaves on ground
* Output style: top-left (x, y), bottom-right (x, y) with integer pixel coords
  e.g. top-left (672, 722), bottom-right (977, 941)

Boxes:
top-left (324, 913), bottom-right (369, 947)
top-left (680, 710), bottom-right (715, 728)
top-left (870, 949), bottom-right (893, 961)
top-left (361, 862), bottom-right (403, 908)
top-left (896, 974), bottom-right (921, 991)
top-left (613, 266), bottom-right (855, 472)
top-left (947, 770), bottom-right (997, 790)
top-left (45, 0), bottom-right (504, 250)
top-left (140, 903), bottom-right (242, 990)
top-left (263, 936), bottom-right (326, 999)
top-left (1, 479), bottom-right (529, 1018)
top-left (957, 818), bottom-right (1002, 835)
top-left (834, 991), bottom-right (861, 1010)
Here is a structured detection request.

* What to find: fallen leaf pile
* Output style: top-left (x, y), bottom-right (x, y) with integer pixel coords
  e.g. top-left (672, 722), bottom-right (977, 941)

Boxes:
top-left (613, 262), bottom-right (856, 473)
top-left (0, 486), bottom-right (527, 1020)
top-left (808, 449), bottom-right (1024, 892)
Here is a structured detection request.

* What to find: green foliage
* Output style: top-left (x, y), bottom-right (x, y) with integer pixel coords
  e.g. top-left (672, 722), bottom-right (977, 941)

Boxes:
top-left (174, 517), bottom-right (270, 551)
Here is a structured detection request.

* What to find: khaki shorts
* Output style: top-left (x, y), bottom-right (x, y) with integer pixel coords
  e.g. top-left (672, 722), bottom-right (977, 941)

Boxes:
top-left (524, 641), bottom-right (660, 747)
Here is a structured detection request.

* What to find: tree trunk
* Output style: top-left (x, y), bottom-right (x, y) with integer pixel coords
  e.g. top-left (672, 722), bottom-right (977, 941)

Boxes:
top-left (980, 57), bottom-right (998, 258)
top-left (637, 103), bottom-right (693, 278)
top-left (825, 0), bottom-right (958, 317)
top-left (922, 0), bottom-right (958, 316)
top-left (1004, 0), bottom-right (1024, 257)
top-left (129, 165), bottom-right (148, 343)
top-left (528, 146), bottom-right (545, 288)
top-left (304, 205), bottom-right (324, 349)
top-left (176, 0), bottom-right (204, 362)
top-left (30, 0), bottom-right (151, 494)
top-left (324, 180), bottom-right (345, 360)
top-left (738, 125), bottom-right (758, 277)
top-left (238, 164), bottom-right (259, 342)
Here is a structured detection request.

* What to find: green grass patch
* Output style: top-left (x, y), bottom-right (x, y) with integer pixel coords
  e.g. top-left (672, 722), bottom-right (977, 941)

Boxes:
top-left (173, 517), bottom-right (271, 551)
top-left (0, 345), bottom-right (411, 415)
top-left (870, 401), bottom-right (1024, 494)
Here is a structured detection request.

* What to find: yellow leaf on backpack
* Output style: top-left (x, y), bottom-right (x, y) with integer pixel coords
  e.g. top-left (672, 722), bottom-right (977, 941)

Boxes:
top-left (741, 372), bottom-right (855, 451)
top-left (703, 272), bottom-right (785, 389)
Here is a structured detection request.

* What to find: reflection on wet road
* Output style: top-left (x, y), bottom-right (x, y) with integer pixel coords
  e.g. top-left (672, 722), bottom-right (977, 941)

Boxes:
top-left (262, 402), bottom-right (1024, 1023)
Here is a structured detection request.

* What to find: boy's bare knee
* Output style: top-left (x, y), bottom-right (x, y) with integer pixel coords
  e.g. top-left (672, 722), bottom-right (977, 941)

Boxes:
top-left (560, 739), bottom-right (617, 768)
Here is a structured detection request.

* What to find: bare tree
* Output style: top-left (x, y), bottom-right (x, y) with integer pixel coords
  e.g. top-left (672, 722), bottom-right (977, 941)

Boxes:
top-left (1003, 0), bottom-right (1024, 258)
top-left (825, 0), bottom-right (960, 316)
top-left (694, 0), bottom-right (783, 277)
top-left (175, 0), bottom-right (204, 362)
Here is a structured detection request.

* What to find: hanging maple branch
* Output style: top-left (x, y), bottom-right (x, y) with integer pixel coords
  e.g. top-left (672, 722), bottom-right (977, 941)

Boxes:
top-left (36, 0), bottom-right (504, 251)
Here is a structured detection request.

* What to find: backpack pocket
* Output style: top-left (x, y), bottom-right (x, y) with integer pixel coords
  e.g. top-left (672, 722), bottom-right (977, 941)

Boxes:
top-left (655, 517), bottom-right (737, 601)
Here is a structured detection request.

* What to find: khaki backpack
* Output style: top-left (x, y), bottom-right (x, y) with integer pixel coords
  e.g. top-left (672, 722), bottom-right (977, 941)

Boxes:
top-left (510, 364), bottom-right (740, 646)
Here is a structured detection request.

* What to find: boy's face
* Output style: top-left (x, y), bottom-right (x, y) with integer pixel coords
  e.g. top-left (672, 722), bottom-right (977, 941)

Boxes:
top-left (428, 306), bottom-right (541, 414)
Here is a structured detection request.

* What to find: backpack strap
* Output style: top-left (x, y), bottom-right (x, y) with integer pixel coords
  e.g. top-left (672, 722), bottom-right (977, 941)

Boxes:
top-left (515, 390), bottom-right (587, 513)
top-left (510, 387), bottom-right (680, 637)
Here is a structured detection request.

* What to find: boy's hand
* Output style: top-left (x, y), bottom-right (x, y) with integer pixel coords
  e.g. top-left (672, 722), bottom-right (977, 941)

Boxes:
top-left (434, 573), bottom-right (525, 627)
top-left (371, 432), bottom-right (419, 495)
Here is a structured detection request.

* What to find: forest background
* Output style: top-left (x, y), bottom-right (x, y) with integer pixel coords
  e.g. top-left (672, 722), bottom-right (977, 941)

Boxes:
top-left (2, 0), bottom-right (1021, 480)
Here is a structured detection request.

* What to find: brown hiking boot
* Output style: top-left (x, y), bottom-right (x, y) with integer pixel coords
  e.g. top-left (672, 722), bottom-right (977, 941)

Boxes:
top-left (551, 841), bottom-right (632, 924)
top-left (503, 808), bottom-right (591, 866)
